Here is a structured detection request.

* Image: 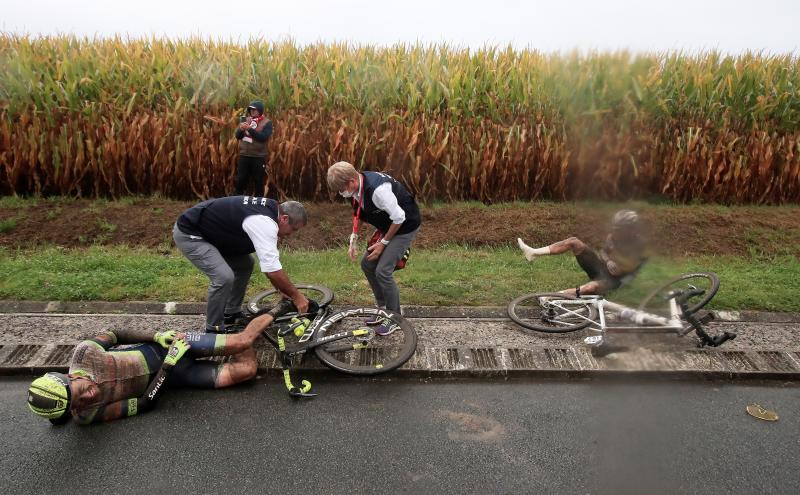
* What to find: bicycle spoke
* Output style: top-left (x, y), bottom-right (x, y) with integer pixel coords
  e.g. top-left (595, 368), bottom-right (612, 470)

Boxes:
top-left (314, 308), bottom-right (417, 375)
top-left (508, 292), bottom-right (597, 333)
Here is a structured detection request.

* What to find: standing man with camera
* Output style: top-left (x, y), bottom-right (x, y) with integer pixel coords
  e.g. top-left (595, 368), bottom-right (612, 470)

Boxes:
top-left (234, 101), bottom-right (273, 196)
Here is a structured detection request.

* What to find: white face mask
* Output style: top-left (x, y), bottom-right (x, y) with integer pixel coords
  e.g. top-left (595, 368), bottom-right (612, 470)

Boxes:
top-left (339, 189), bottom-right (354, 198)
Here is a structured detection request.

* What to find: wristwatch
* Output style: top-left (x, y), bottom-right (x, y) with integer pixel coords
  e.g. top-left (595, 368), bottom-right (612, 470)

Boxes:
top-left (379, 238), bottom-right (391, 246)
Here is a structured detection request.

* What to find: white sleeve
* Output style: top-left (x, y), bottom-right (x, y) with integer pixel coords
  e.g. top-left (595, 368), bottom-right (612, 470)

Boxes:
top-left (371, 183), bottom-right (406, 224)
top-left (242, 215), bottom-right (282, 273)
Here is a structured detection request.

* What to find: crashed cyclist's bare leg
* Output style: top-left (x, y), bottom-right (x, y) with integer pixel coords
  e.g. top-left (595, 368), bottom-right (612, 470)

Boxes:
top-left (215, 347), bottom-right (258, 388)
top-left (518, 236), bottom-right (587, 261)
top-left (560, 280), bottom-right (604, 297)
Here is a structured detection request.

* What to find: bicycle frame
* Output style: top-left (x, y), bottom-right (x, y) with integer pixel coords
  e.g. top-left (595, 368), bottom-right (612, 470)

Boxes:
top-left (261, 306), bottom-right (402, 398)
top-left (544, 295), bottom-right (684, 335)
top-left (260, 306), bottom-right (367, 398)
top-left (542, 287), bottom-right (734, 348)
top-left (591, 297), bottom-right (685, 334)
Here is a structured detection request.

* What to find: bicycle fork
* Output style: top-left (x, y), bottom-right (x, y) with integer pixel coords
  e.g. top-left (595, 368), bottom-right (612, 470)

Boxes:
top-left (277, 333), bottom-right (317, 399)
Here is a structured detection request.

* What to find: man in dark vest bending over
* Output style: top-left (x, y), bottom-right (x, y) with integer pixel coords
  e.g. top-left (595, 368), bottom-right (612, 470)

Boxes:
top-left (173, 196), bottom-right (309, 333)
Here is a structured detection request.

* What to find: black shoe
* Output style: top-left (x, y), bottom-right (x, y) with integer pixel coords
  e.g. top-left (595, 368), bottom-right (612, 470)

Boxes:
top-left (223, 311), bottom-right (247, 325)
top-left (267, 299), bottom-right (297, 319)
top-left (206, 324), bottom-right (242, 334)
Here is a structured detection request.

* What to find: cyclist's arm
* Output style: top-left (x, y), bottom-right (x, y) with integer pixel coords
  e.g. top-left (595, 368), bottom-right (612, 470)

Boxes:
top-left (77, 341), bottom-right (190, 424)
top-left (76, 370), bottom-right (172, 424)
top-left (88, 328), bottom-right (177, 349)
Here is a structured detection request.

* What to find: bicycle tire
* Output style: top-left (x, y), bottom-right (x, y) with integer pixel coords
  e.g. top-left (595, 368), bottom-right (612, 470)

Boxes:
top-left (313, 308), bottom-right (417, 376)
top-left (507, 292), bottom-right (597, 333)
top-left (637, 272), bottom-right (720, 316)
top-left (246, 284), bottom-right (334, 315)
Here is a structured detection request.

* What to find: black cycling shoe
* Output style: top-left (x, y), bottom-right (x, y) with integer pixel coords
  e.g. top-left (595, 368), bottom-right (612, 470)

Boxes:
top-left (206, 324), bottom-right (242, 334)
top-left (223, 311), bottom-right (247, 326)
top-left (268, 298), bottom-right (297, 319)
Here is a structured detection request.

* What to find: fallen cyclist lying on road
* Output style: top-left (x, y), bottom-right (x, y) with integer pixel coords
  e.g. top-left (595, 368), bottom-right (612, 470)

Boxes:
top-left (26, 301), bottom-right (297, 425)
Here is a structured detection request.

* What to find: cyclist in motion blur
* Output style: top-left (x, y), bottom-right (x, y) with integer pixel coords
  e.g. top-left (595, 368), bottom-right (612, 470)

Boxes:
top-left (517, 209), bottom-right (647, 296)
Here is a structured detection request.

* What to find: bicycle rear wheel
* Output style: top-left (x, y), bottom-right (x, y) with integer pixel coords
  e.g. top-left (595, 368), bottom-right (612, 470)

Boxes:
top-left (637, 272), bottom-right (720, 317)
top-left (507, 292), bottom-right (597, 333)
top-left (313, 308), bottom-right (417, 376)
top-left (246, 284), bottom-right (334, 315)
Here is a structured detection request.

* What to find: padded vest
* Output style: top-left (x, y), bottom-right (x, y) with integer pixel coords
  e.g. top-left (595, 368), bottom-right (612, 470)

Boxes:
top-left (177, 196), bottom-right (279, 255)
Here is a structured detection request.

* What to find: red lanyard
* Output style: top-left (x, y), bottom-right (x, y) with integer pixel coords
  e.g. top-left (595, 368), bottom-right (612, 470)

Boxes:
top-left (351, 174), bottom-right (364, 235)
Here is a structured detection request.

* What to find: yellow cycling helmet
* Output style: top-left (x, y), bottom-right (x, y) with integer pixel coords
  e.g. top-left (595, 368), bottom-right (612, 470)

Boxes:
top-left (28, 372), bottom-right (72, 425)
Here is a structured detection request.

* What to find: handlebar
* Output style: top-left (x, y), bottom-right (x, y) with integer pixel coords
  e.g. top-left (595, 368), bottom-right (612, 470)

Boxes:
top-left (673, 288), bottom-right (736, 347)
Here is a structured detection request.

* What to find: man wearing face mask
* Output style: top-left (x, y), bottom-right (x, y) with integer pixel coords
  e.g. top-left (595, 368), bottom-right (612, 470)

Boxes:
top-left (326, 162), bottom-right (421, 335)
top-left (173, 196), bottom-right (310, 333)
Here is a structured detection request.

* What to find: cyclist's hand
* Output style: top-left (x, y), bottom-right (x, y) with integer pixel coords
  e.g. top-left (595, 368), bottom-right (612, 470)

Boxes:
top-left (154, 330), bottom-right (178, 349)
top-left (293, 294), bottom-right (310, 314)
top-left (164, 338), bottom-right (190, 367)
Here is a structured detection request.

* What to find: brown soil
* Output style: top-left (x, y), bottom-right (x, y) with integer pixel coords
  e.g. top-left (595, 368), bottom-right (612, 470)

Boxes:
top-left (1, 198), bottom-right (798, 258)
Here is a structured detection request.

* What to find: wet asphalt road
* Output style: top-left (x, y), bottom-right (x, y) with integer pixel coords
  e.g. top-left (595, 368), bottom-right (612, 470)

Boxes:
top-left (1, 377), bottom-right (798, 495)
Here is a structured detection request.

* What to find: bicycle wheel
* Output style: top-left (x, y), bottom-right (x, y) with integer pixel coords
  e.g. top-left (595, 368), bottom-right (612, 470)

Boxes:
top-left (637, 272), bottom-right (720, 316)
top-left (313, 308), bottom-right (417, 376)
top-left (246, 284), bottom-right (334, 315)
top-left (507, 292), bottom-right (597, 333)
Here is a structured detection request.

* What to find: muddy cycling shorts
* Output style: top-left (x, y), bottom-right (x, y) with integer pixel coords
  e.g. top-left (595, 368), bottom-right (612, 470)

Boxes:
top-left (575, 248), bottom-right (622, 290)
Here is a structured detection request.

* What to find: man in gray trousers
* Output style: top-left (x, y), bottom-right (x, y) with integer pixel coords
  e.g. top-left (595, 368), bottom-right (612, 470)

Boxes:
top-left (326, 161), bottom-right (421, 336)
top-left (173, 196), bottom-right (310, 333)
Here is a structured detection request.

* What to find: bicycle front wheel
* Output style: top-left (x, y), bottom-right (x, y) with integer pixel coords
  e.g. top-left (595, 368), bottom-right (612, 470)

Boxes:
top-left (314, 308), bottom-right (417, 376)
top-left (246, 284), bottom-right (334, 315)
top-left (507, 292), bottom-right (597, 333)
top-left (637, 272), bottom-right (720, 317)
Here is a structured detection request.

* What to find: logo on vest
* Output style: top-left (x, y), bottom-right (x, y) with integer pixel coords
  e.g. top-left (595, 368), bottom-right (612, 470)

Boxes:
top-left (242, 196), bottom-right (269, 206)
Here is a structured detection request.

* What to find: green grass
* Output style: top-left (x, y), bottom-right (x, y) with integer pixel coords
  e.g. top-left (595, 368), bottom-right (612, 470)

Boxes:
top-left (0, 246), bottom-right (797, 311)
top-left (0, 217), bottom-right (18, 233)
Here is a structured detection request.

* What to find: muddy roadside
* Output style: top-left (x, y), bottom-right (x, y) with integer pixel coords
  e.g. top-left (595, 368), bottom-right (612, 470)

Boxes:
top-left (1, 198), bottom-right (799, 259)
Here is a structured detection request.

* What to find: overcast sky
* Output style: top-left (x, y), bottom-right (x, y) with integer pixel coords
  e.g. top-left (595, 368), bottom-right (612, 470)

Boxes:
top-left (3, 0), bottom-right (798, 54)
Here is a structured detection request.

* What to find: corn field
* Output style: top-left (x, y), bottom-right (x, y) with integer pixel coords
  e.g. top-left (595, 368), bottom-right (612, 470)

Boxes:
top-left (1, 35), bottom-right (799, 203)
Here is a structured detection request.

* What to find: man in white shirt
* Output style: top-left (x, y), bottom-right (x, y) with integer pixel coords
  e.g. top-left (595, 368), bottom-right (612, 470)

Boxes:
top-left (173, 196), bottom-right (309, 333)
top-left (326, 162), bottom-right (421, 335)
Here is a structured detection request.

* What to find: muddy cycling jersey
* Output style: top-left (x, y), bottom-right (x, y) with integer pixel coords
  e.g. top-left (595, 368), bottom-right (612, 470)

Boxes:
top-left (68, 330), bottom-right (226, 424)
top-left (599, 233), bottom-right (646, 276)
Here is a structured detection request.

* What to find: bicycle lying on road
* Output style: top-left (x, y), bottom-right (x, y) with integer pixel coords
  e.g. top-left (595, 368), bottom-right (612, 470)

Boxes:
top-left (506, 272), bottom-right (736, 355)
top-left (234, 284), bottom-right (418, 398)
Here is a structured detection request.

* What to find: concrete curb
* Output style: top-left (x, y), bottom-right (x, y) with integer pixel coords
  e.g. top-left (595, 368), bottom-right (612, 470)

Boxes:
top-left (1, 300), bottom-right (798, 323)
top-left (2, 342), bottom-right (800, 380)
top-left (2, 301), bottom-right (799, 381)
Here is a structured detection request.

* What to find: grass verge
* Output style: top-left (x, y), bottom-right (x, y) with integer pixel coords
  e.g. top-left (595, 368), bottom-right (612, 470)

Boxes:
top-left (0, 246), bottom-right (797, 312)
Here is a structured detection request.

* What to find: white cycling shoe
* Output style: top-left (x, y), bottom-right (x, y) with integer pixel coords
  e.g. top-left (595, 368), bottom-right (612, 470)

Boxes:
top-left (517, 238), bottom-right (538, 262)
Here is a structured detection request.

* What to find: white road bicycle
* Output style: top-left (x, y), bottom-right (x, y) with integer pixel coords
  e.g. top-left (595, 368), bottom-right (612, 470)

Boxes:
top-left (507, 272), bottom-right (736, 352)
